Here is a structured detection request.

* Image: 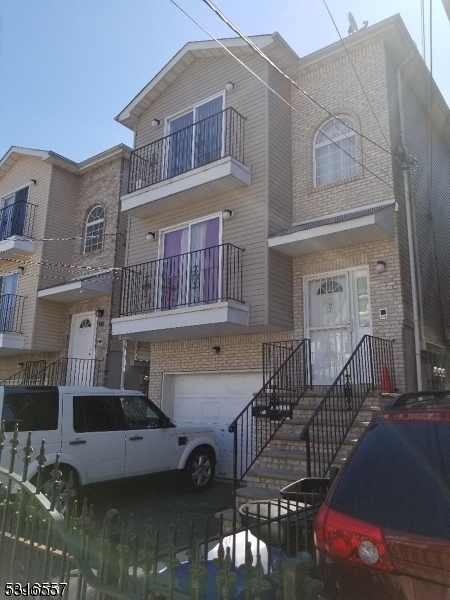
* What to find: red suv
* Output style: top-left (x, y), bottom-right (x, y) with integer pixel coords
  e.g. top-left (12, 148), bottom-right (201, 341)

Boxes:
top-left (314, 390), bottom-right (450, 600)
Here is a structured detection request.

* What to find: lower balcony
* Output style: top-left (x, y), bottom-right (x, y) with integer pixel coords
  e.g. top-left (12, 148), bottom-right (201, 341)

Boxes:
top-left (0, 294), bottom-right (26, 354)
top-left (111, 244), bottom-right (249, 342)
top-left (0, 200), bottom-right (36, 255)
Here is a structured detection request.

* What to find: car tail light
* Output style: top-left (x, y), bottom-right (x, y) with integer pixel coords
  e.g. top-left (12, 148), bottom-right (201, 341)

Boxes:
top-left (314, 505), bottom-right (394, 572)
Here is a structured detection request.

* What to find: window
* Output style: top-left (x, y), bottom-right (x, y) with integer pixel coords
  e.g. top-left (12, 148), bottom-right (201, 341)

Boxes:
top-left (73, 396), bottom-right (120, 432)
top-left (0, 272), bottom-right (19, 332)
top-left (314, 117), bottom-right (358, 186)
top-left (120, 396), bottom-right (162, 430)
top-left (1, 187), bottom-right (29, 240)
top-left (2, 388), bottom-right (59, 432)
top-left (84, 206), bottom-right (105, 253)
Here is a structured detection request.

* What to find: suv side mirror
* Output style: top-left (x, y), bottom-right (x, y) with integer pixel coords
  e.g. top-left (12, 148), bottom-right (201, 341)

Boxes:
top-left (160, 416), bottom-right (173, 428)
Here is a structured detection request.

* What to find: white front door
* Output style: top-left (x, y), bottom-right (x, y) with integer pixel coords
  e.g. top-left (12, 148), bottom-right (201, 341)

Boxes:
top-left (305, 268), bottom-right (372, 385)
top-left (67, 312), bottom-right (96, 385)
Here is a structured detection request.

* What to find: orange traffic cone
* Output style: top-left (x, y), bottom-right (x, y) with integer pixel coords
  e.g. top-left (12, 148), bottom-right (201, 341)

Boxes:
top-left (381, 365), bottom-right (393, 393)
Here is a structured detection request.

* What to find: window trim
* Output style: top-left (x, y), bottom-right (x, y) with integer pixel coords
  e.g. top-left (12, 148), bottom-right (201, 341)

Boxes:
top-left (164, 91), bottom-right (226, 136)
top-left (313, 116), bottom-right (358, 188)
top-left (84, 205), bottom-right (105, 254)
top-left (1, 185), bottom-right (30, 208)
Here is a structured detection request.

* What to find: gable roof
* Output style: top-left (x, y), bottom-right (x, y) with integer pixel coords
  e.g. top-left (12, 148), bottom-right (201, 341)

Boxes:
top-left (116, 33), bottom-right (300, 130)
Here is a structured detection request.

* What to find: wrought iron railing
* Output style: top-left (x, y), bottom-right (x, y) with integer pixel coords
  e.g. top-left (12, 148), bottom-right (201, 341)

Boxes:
top-left (0, 294), bottom-right (25, 333)
top-left (229, 339), bottom-right (311, 491)
top-left (262, 340), bottom-right (303, 383)
top-left (0, 200), bottom-right (36, 240)
top-left (300, 335), bottom-right (395, 478)
top-left (128, 107), bottom-right (246, 193)
top-left (0, 357), bottom-right (102, 386)
top-left (120, 243), bottom-right (244, 316)
top-left (0, 429), bottom-right (324, 598)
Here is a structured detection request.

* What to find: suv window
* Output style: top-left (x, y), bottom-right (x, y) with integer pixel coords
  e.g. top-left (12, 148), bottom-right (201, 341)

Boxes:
top-left (2, 387), bottom-right (59, 432)
top-left (120, 396), bottom-right (162, 430)
top-left (329, 421), bottom-right (450, 540)
top-left (73, 396), bottom-right (120, 433)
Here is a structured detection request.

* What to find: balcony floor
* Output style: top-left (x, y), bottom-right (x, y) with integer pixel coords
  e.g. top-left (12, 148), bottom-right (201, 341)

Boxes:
top-left (111, 300), bottom-right (250, 342)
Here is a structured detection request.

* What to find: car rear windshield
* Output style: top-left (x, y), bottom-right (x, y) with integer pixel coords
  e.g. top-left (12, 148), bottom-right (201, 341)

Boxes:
top-left (329, 421), bottom-right (450, 540)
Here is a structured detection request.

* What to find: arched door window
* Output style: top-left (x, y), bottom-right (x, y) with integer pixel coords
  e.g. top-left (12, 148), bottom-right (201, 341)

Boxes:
top-left (314, 117), bottom-right (358, 186)
top-left (84, 206), bottom-right (105, 253)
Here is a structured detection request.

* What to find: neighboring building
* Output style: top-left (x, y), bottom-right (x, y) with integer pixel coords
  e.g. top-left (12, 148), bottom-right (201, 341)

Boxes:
top-left (0, 144), bottom-right (132, 388)
top-left (109, 15), bottom-right (450, 479)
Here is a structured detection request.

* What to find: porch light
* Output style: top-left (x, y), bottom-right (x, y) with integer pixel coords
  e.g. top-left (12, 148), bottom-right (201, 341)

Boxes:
top-left (146, 231), bottom-right (157, 241)
top-left (225, 82), bottom-right (235, 92)
top-left (151, 119), bottom-right (161, 127)
top-left (30, 179), bottom-right (37, 185)
top-left (375, 261), bottom-right (386, 273)
top-left (222, 209), bottom-right (233, 220)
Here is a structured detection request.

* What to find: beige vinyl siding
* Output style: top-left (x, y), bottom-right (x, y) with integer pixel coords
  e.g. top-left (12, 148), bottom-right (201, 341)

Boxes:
top-left (0, 156), bottom-right (52, 349)
top-left (267, 65), bottom-right (293, 329)
top-left (34, 166), bottom-right (77, 351)
top-left (128, 54), bottom-right (271, 326)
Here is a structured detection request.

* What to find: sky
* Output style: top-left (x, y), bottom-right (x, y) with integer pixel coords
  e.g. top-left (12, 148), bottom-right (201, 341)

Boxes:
top-left (1, 0), bottom-right (449, 162)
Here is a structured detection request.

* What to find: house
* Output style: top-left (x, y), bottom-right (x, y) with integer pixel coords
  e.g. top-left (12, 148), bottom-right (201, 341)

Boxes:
top-left (0, 144), bottom-right (137, 389)
top-left (111, 14), bottom-right (450, 484)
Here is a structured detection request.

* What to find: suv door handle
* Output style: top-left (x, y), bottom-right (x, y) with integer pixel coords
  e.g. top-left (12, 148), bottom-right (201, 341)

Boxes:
top-left (69, 439), bottom-right (86, 445)
top-left (129, 435), bottom-right (143, 441)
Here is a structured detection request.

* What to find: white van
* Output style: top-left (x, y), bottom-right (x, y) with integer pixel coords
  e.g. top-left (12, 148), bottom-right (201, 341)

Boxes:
top-left (0, 386), bottom-right (219, 492)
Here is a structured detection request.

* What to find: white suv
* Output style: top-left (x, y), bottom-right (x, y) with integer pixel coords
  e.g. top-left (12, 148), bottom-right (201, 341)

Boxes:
top-left (0, 386), bottom-right (219, 492)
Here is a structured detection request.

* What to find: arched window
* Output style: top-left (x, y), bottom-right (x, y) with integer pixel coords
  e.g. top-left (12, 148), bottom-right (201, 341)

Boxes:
top-left (314, 117), bottom-right (358, 186)
top-left (84, 206), bottom-right (105, 253)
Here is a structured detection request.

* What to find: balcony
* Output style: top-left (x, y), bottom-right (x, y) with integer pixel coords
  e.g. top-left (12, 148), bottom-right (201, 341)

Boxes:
top-left (0, 294), bottom-right (26, 353)
top-left (122, 108), bottom-right (251, 218)
top-left (0, 201), bottom-right (36, 255)
top-left (112, 244), bottom-right (249, 341)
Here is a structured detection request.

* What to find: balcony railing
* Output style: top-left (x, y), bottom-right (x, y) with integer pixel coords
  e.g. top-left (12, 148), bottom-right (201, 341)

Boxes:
top-left (120, 243), bottom-right (244, 317)
top-left (0, 294), bottom-right (25, 334)
top-left (0, 201), bottom-right (36, 241)
top-left (128, 107), bottom-right (246, 194)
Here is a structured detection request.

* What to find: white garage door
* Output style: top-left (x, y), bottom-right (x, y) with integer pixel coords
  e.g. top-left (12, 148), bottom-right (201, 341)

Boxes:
top-left (172, 372), bottom-right (262, 479)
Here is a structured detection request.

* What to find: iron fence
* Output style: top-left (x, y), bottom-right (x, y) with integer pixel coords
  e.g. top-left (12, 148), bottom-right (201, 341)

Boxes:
top-left (120, 244), bottom-right (244, 317)
top-left (300, 334), bottom-right (395, 478)
top-left (0, 294), bottom-right (25, 333)
top-left (229, 340), bottom-right (312, 491)
top-left (0, 430), bottom-right (323, 599)
top-left (0, 200), bottom-right (36, 241)
top-left (0, 358), bottom-right (102, 386)
top-left (262, 341), bottom-right (303, 384)
top-left (128, 107), bottom-right (246, 194)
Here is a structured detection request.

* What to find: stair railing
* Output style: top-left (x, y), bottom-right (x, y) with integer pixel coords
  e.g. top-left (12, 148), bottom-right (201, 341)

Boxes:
top-left (300, 335), bottom-right (395, 478)
top-left (229, 339), bottom-right (311, 491)
top-left (0, 357), bottom-right (102, 386)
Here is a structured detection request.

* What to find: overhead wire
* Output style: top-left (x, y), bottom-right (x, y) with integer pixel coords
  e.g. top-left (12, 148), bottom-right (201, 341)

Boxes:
top-left (169, 0), bottom-right (396, 191)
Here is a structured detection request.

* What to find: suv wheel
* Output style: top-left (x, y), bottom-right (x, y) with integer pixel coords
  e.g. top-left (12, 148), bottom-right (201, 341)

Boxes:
top-left (184, 448), bottom-right (215, 492)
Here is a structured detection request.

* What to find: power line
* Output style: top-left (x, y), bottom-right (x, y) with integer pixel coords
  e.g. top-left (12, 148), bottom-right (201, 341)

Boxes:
top-left (169, 0), bottom-right (395, 191)
top-left (321, 0), bottom-right (392, 152)
top-left (0, 253), bottom-right (120, 272)
top-left (199, 0), bottom-right (395, 159)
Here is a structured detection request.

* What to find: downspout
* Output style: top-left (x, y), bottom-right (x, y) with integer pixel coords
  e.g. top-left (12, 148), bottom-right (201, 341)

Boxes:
top-left (120, 339), bottom-right (127, 389)
top-left (396, 51), bottom-right (424, 390)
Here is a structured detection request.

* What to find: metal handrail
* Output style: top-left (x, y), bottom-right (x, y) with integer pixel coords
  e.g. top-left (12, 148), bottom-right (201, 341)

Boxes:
top-left (0, 294), bottom-right (26, 333)
top-left (128, 107), bottom-right (246, 193)
top-left (0, 357), bottom-right (102, 386)
top-left (120, 243), bottom-right (244, 316)
top-left (229, 339), bottom-right (312, 490)
top-left (300, 334), bottom-right (395, 477)
top-left (0, 200), bottom-right (36, 240)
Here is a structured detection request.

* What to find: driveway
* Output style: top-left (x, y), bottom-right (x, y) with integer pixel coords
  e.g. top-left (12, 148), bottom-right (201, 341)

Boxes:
top-left (81, 475), bottom-right (234, 548)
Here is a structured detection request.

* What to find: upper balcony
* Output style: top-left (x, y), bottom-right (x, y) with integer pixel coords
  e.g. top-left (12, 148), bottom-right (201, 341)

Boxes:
top-left (0, 294), bottom-right (26, 353)
top-left (111, 243), bottom-right (249, 342)
top-left (0, 200), bottom-right (36, 255)
top-left (121, 108), bottom-right (251, 219)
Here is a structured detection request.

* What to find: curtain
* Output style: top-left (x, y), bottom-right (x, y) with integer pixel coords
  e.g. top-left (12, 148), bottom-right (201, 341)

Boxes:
top-left (161, 228), bottom-right (187, 309)
top-left (166, 112), bottom-right (194, 178)
top-left (0, 273), bottom-right (18, 332)
top-left (194, 97), bottom-right (223, 168)
top-left (190, 217), bottom-right (220, 304)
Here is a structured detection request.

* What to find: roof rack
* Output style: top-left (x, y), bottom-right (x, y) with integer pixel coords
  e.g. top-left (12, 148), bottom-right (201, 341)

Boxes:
top-left (386, 390), bottom-right (450, 409)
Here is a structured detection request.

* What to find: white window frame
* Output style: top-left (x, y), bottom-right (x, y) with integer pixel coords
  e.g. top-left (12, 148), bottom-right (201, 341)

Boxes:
top-left (163, 91), bottom-right (226, 177)
top-left (157, 213), bottom-right (223, 308)
top-left (313, 116), bottom-right (358, 187)
top-left (0, 271), bottom-right (19, 296)
top-left (84, 205), bottom-right (105, 254)
top-left (1, 185), bottom-right (30, 208)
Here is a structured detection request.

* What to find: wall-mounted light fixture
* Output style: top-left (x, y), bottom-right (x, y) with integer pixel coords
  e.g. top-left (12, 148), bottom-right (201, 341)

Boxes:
top-left (96, 309), bottom-right (104, 318)
top-left (213, 346), bottom-right (221, 353)
top-left (151, 119), bottom-right (161, 127)
top-left (375, 261), bottom-right (386, 274)
top-left (146, 231), bottom-right (157, 241)
top-left (225, 82), bottom-right (235, 93)
top-left (18, 266), bottom-right (25, 273)
top-left (30, 179), bottom-right (37, 185)
top-left (222, 209), bottom-right (233, 220)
